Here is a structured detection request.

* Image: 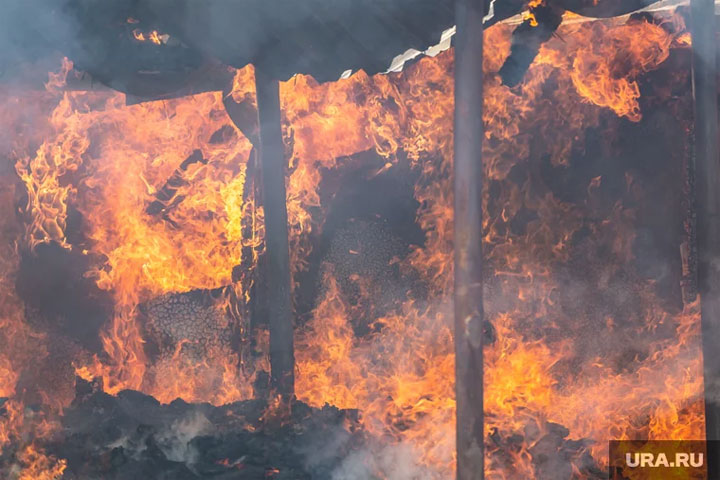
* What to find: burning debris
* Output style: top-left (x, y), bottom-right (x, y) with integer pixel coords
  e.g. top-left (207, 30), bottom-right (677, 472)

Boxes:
top-left (0, 2), bottom-right (714, 479)
top-left (41, 378), bottom-right (363, 480)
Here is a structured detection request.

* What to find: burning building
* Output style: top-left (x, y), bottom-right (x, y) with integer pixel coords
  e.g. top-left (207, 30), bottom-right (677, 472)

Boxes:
top-left (0, 0), bottom-right (717, 478)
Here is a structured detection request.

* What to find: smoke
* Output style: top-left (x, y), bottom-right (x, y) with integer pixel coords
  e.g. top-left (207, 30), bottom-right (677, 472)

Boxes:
top-left (102, 410), bottom-right (213, 466)
top-left (0, 1), bottom-right (78, 85)
top-left (331, 441), bottom-right (438, 480)
top-left (155, 411), bottom-right (212, 464)
top-left (295, 424), bottom-right (355, 476)
top-left (298, 423), bottom-right (443, 480)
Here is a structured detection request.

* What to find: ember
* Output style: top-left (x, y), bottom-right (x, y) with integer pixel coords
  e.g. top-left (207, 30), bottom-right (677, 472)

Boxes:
top-left (0, 1), bottom-right (715, 479)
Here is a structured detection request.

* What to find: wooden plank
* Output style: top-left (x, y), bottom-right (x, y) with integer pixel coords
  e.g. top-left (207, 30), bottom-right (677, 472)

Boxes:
top-left (255, 69), bottom-right (295, 397)
top-left (453, 0), bottom-right (485, 476)
top-left (690, 0), bottom-right (720, 475)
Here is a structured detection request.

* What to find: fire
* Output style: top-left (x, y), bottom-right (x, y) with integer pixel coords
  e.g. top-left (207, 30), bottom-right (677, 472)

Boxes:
top-left (132, 28), bottom-right (165, 45)
top-left (0, 8), bottom-right (705, 479)
top-left (567, 18), bottom-right (676, 121)
top-left (16, 444), bottom-right (67, 480)
top-left (0, 74), bottom-right (70, 480)
top-left (295, 12), bottom-right (702, 478)
top-left (15, 75), bottom-right (260, 401)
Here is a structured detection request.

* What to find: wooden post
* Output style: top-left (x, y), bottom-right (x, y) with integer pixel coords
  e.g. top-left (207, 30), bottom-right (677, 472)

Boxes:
top-left (690, 0), bottom-right (720, 475)
top-left (255, 69), bottom-right (295, 397)
top-left (454, 0), bottom-right (485, 477)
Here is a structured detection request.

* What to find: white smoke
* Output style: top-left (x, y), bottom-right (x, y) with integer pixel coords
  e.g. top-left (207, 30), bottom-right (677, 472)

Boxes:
top-left (156, 411), bottom-right (212, 464)
top-left (331, 441), bottom-right (439, 480)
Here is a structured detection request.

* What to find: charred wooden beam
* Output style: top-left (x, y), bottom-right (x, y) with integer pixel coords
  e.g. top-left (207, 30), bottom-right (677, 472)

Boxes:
top-left (454, 0), bottom-right (485, 476)
top-left (499, 4), bottom-right (564, 87)
top-left (690, 0), bottom-right (720, 475)
top-left (223, 91), bottom-right (260, 147)
top-left (145, 149), bottom-right (206, 217)
top-left (255, 69), bottom-right (295, 397)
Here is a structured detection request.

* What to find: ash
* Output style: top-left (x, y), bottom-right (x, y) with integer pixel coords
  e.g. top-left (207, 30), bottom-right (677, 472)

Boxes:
top-left (46, 378), bottom-right (364, 480)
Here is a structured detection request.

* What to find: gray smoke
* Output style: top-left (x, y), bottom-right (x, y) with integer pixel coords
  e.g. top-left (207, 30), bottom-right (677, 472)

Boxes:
top-left (0, 1), bottom-right (78, 85)
top-left (156, 412), bottom-right (213, 465)
top-left (331, 441), bottom-right (438, 480)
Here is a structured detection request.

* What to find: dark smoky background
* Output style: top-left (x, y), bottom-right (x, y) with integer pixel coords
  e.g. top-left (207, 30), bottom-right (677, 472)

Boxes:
top-left (0, 0), bottom-right (455, 92)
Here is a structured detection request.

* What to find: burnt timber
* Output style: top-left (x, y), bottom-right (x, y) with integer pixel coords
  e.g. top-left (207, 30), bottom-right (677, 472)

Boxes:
top-left (454, 0), bottom-right (486, 477)
top-left (254, 71), bottom-right (295, 397)
top-left (690, 0), bottom-right (720, 475)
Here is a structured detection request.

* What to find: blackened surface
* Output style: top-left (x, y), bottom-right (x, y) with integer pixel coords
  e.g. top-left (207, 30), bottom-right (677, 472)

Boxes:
top-left (16, 242), bottom-right (112, 353)
top-left (256, 72), bottom-right (294, 396)
top-left (690, 0), bottom-right (720, 477)
top-left (46, 379), bottom-right (362, 480)
top-left (499, 5), bottom-right (564, 88)
top-left (296, 152), bottom-right (423, 332)
top-left (143, 0), bottom-right (455, 82)
top-left (454, 0), bottom-right (486, 475)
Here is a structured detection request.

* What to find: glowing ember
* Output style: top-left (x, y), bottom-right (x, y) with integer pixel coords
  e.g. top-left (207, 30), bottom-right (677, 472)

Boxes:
top-left (132, 28), bottom-right (166, 45)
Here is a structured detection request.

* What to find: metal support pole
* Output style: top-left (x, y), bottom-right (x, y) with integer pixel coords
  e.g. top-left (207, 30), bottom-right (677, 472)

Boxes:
top-left (255, 69), bottom-right (295, 397)
top-left (690, 0), bottom-right (720, 475)
top-left (454, 0), bottom-right (485, 477)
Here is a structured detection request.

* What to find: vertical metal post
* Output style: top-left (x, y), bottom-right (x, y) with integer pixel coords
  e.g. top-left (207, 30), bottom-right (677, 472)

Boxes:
top-left (691, 0), bottom-right (720, 475)
top-left (255, 69), bottom-right (295, 397)
top-left (454, 0), bottom-right (485, 477)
